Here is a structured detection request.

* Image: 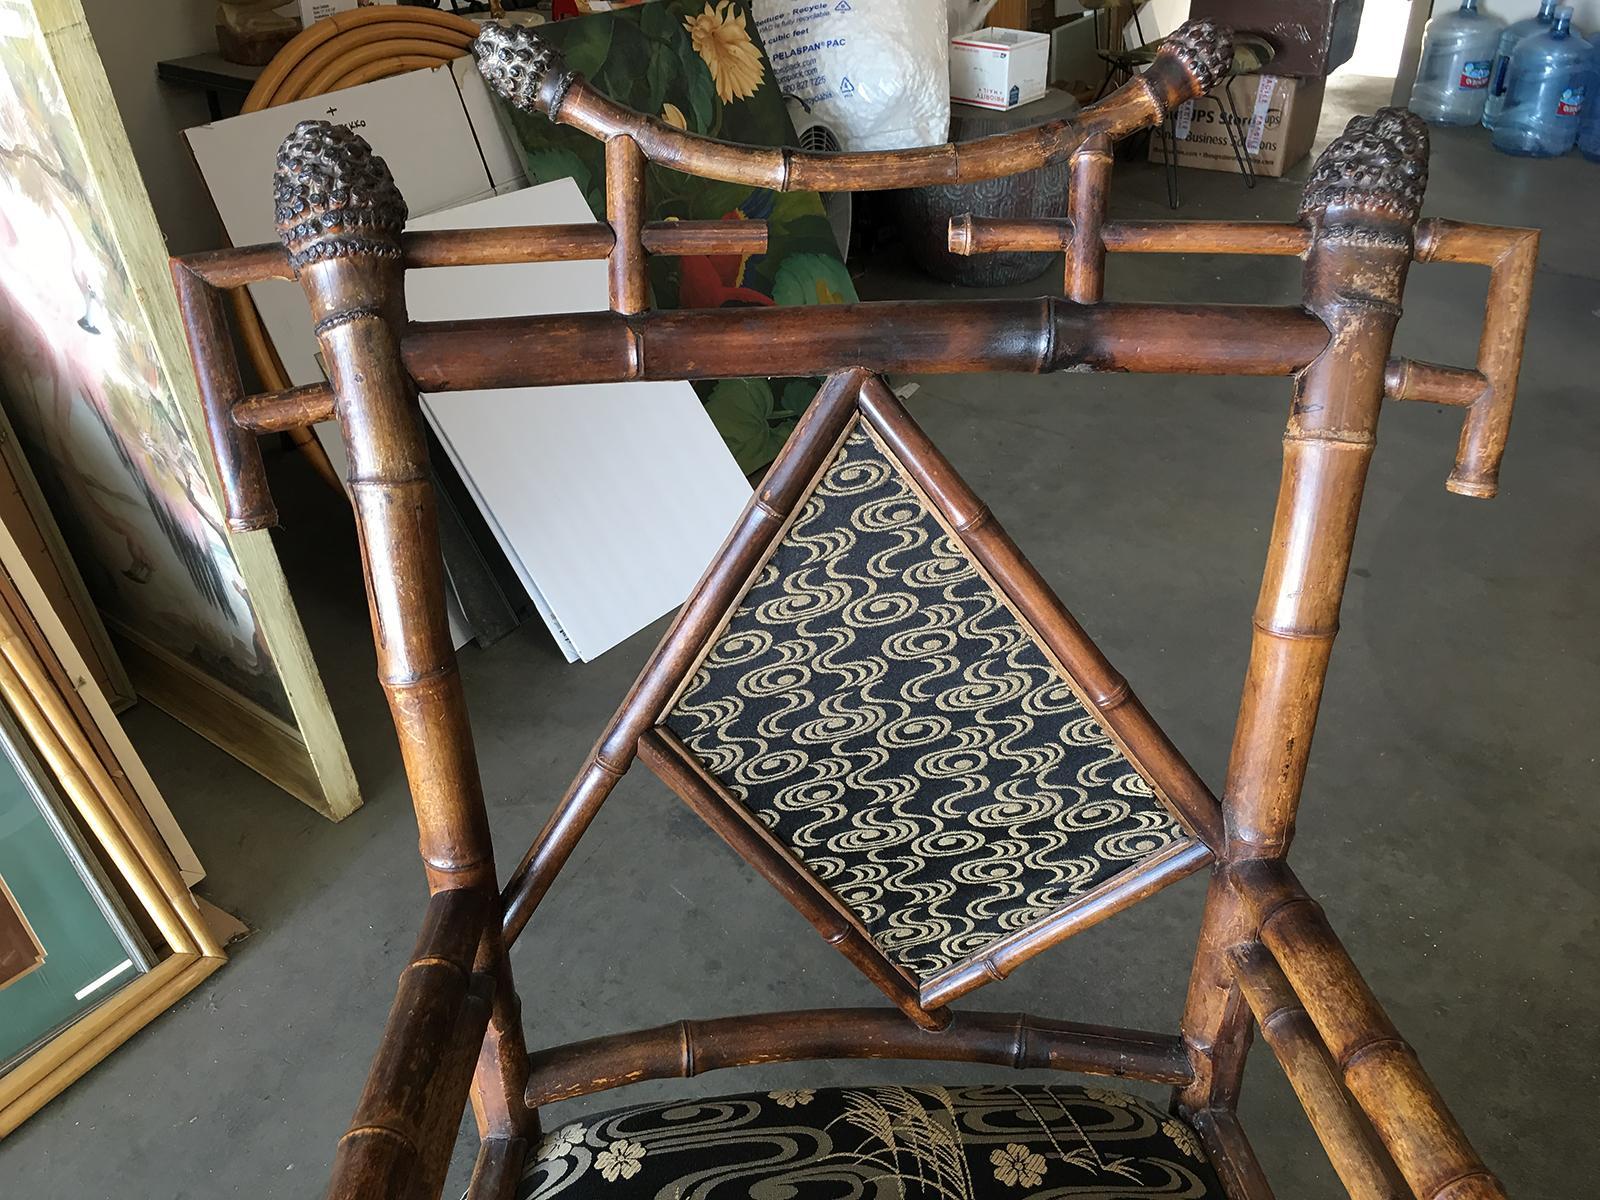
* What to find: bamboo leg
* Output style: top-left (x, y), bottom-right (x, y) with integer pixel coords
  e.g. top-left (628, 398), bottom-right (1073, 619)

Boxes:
top-left (1232, 942), bottom-right (1407, 1200)
top-left (1234, 862), bottom-right (1507, 1200)
top-left (1178, 110), bottom-right (1432, 1128)
top-left (274, 121), bottom-right (531, 1143)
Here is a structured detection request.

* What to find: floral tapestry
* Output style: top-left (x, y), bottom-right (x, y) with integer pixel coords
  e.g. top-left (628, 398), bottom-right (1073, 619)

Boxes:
top-left (491, 0), bottom-right (859, 473)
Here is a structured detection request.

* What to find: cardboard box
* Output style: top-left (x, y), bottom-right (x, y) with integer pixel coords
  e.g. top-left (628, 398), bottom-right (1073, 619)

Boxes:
top-left (298, 0), bottom-right (392, 26)
top-left (951, 27), bottom-right (1051, 110)
top-left (1148, 74), bottom-right (1326, 178)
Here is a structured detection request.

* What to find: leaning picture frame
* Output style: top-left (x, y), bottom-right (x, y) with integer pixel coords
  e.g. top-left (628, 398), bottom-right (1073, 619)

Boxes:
top-left (0, 567), bottom-right (226, 1139)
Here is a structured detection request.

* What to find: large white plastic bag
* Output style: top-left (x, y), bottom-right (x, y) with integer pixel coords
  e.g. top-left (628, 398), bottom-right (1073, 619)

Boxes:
top-left (752, 0), bottom-right (951, 150)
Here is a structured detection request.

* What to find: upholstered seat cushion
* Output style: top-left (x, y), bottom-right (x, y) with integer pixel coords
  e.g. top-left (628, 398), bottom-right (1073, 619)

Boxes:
top-left (517, 1083), bottom-right (1223, 1199)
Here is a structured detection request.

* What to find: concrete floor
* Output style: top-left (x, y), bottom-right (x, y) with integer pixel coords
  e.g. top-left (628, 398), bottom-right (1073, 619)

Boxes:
top-left (4, 86), bottom-right (1597, 1199)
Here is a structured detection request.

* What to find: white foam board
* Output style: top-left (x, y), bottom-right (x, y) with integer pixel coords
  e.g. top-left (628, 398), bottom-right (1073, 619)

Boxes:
top-left (405, 181), bottom-right (751, 663)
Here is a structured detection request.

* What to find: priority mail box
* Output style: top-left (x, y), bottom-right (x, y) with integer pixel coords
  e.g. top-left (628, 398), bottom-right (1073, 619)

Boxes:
top-left (950, 27), bottom-right (1051, 110)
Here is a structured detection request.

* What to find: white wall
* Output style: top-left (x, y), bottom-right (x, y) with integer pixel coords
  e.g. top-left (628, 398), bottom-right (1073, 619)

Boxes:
top-left (80, 0), bottom-right (225, 255)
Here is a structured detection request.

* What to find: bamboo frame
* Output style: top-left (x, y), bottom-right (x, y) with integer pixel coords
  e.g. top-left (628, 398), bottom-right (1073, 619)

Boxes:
top-left (161, 22), bottom-right (1542, 1198)
top-left (0, 571), bottom-right (225, 1138)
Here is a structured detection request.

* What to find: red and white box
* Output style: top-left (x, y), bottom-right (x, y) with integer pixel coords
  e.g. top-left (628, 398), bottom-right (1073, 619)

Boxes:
top-left (950, 27), bottom-right (1051, 110)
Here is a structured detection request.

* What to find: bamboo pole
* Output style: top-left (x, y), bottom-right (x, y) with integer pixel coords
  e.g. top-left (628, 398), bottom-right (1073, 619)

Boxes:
top-left (274, 120), bottom-right (531, 1143)
top-left (1233, 861), bottom-right (1507, 1200)
top-left (524, 1008), bottom-right (1193, 1108)
top-left (1065, 136), bottom-right (1111, 302)
top-left (1384, 358), bottom-right (1484, 408)
top-left (403, 301), bottom-right (1329, 392)
top-left (605, 135), bottom-right (648, 314)
top-left (1179, 108), bottom-right (1432, 1124)
top-left (475, 18), bottom-right (1234, 191)
top-left (1232, 942), bottom-right (1407, 1200)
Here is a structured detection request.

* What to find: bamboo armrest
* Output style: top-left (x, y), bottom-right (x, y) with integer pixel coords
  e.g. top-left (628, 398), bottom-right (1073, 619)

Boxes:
top-left (326, 888), bottom-right (495, 1200)
top-left (472, 18), bottom-right (1234, 193)
top-left (1230, 860), bottom-right (1506, 1200)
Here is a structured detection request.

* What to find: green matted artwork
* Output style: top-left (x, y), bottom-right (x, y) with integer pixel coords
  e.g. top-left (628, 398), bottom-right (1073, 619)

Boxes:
top-left (491, 0), bottom-right (859, 473)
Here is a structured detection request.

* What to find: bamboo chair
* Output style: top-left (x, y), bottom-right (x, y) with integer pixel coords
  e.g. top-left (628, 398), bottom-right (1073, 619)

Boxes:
top-left (169, 18), bottom-right (1538, 1200)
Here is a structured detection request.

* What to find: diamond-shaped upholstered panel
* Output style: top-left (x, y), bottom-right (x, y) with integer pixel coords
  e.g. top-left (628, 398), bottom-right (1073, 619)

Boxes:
top-left (665, 424), bottom-right (1191, 982)
top-left (515, 1083), bottom-right (1223, 1199)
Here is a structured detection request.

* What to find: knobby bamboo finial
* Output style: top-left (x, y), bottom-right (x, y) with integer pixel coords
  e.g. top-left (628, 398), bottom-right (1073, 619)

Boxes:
top-left (475, 21), bottom-right (572, 118)
top-left (273, 120), bottom-right (408, 271)
top-left (1162, 19), bottom-right (1233, 96)
top-left (1136, 18), bottom-right (1234, 119)
top-left (1299, 107), bottom-right (1430, 225)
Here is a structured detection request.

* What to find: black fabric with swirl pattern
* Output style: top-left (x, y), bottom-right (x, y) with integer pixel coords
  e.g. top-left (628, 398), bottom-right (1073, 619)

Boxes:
top-left (665, 424), bottom-right (1192, 982)
top-left (515, 1083), bottom-right (1223, 1200)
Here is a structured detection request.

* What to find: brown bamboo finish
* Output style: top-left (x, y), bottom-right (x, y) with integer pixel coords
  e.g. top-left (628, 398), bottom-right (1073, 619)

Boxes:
top-left (234, 381), bottom-right (337, 433)
top-left (485, 18), bottom-right (1233, 193)
top-left (525, 1008), bottom-right (1193, 1107)
top-left (169, 262), bottom-right (277, 532)
top-left (498, 369), bottom-right (871, 945)
top-left (1065, 136), bottom-right (1111, 303)
top-left (1233, 860), bottom-right (1508, 1200)
top-left (1180, 110), bottom-right (1429, 1132)
top-left (605, 135), bottom-right (648, 314)
top-left (405, 301), bottom-right (1330, 391)
top-left (161, 89), bottom-right (1534, 1200)
top-left (1189, 1107), bottom-right (1276, 1200)
top-left (640, 727), bottom-right (947, 1031)
top-left (1231, 942), bottom-right (1406, 1200)
top-left (467, 1137), bottom-right (529, 1200)
top-left (858, 378), bottom-right (1224, 850)
top-left (1415, 220), bottom-right (1539, 498)
top-left (275, 126), bottom-right (532, 1147)
top-left (326, 889), bottom-right (493, 1200)
top-left (1384, 358), bottom-right (1484, 408)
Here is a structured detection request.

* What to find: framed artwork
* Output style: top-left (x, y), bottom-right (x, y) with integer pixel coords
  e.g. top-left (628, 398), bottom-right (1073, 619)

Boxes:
top-left (0, 703), bottom-right (152, 1073)
top-left (0, 562), bottom-right (226, 1138)
top-left (0, 0), bottom-right (358, 818)
top-left (493, 0), bottom-right (860, 473)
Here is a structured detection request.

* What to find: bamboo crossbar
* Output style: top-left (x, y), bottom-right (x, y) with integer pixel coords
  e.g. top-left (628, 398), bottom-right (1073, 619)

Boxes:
top-left (1231, 942), bottom-right (1407, 1200)
top-left (523, 1008), bottom-right (1193, 1107)
top-left (326, 889), bottom-right (495, 1200)
top-left (1231, 860), bottom-right (1508, 1200)
top-left (400, 301), bottom-right (1329, 392)
top-left (179, 220), bottom-right (768, 289)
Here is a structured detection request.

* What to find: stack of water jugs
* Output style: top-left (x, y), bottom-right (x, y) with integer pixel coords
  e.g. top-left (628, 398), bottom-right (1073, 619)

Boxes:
top-left (1410, 0), bottom-right (1600, 160)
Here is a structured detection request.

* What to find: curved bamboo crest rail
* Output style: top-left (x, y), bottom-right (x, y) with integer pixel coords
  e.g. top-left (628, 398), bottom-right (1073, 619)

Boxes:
top-left (473, 17), bottom-right (1233, 192)
top-left (160, 27), bottom-right (1539, 1197)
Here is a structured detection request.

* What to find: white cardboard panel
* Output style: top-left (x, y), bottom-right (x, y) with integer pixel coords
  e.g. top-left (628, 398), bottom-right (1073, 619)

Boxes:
top-left (405, 181), bottom-right (752, 663)
top-left (185, 67), bottom-right (506, 387)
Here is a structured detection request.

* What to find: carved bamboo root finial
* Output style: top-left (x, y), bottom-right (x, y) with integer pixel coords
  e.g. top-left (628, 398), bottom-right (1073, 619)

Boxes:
top-left (475, 21), bottom-right (572, 118)
top-left (274, 120), bottom-right (408, 271)
top-left (1299, 107), bottom-right (1430, 225)
top-left (1136, 18), bottom-right (1233, 120)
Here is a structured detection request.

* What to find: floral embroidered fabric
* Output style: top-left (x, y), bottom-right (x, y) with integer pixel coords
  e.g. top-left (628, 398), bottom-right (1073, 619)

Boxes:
top-left (516, 1083), bottom-right (1223, 1199)
top-left (666, 426), bottom-right (1192, 980)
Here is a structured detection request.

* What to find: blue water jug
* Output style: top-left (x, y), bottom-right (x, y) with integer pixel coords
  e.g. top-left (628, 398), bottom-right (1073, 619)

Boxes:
top-left (1493, 5), bottom-right (1592, 156)
top-left (1483, 0), bottom-right (1560, 129)
top-left (1411, 0), bottom-right (1507, 126)
top-left (1579, 41), bottom-right (1600, 159)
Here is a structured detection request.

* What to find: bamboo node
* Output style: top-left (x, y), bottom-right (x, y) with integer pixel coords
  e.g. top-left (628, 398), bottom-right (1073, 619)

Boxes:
top-left (274, 121), bottom-right (407, 271)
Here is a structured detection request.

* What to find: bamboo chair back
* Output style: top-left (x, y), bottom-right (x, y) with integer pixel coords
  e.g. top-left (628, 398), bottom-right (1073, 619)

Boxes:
top-left (168, 18), bottom-right (1537, 1200)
